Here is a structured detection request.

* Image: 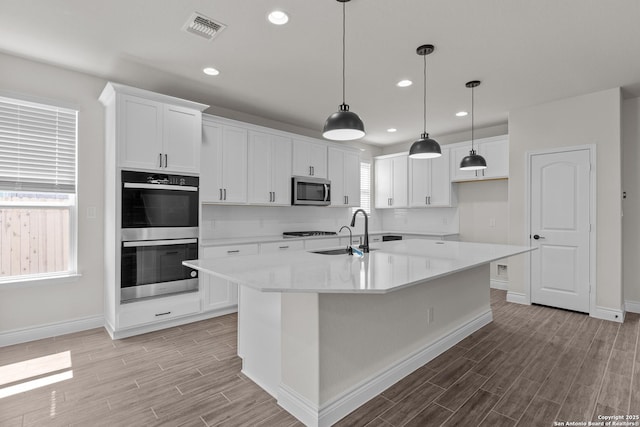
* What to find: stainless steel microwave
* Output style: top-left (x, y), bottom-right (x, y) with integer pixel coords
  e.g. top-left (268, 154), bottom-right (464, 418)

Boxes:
top-left (292, 176), bottom-right (331, 206)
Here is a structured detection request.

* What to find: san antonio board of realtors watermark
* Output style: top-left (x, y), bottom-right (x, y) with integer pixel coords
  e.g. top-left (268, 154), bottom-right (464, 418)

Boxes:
top-left (554, 414), bottom-right (640, 426)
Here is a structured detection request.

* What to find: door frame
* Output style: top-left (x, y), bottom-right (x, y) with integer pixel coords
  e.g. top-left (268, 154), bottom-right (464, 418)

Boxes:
top-left (523, 144), bottom-right (597, 314)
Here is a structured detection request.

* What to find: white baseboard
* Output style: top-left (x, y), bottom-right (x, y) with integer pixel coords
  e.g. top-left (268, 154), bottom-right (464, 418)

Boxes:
top-left (490, 279), bottom-right (508, 291)
top-left (506, 291), bottom-right (529, 305)
top-left (106, 306), bottom-right (238, 339)
top-left (277, 310), bottom-right (493, 427)
top-left (590, 305), bottom-right (624, 323)
top-left (626, 300), bottom-right (640, 314)
top-left (0, 315), bottom-right (104, 347)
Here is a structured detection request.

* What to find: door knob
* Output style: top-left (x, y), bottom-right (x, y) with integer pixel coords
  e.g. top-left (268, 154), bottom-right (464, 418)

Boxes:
top-left (533, 234), bottom-right (545, 240)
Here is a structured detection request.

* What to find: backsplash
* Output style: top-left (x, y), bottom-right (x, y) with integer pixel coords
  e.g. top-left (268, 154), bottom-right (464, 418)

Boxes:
top-left (200, 205), bottom-right (382, 240)
top-left (200, 205), bottom-right (458, 240)
top-left (379, 208), bottom-right (459, 233)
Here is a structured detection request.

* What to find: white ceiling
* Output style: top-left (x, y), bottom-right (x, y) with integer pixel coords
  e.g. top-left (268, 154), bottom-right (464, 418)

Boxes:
top-left (1, 0), bottom-right (640, 146)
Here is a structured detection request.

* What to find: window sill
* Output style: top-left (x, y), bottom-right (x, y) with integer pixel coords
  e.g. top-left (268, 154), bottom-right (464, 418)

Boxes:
top-left (0, 273), bottom-right (82, 290)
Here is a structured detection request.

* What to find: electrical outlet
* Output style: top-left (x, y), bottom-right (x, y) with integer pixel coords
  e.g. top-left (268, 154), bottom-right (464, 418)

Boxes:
top-left (489, 217), bottom-right (496, 227)
top-left (426, 307), bottom-right (434, 324)
top-left (497, 264), bottom-right (508, 278)
top-left (86, 206), bottom-right (96, 219)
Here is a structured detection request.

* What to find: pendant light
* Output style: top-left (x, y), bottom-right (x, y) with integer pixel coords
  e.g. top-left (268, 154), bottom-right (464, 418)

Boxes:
top-left (409, 44), bottom-right (441, 159)
top-left (459, 80), bottom-right (487, 170)
top-left (323, 0), bottom-right (365, 141)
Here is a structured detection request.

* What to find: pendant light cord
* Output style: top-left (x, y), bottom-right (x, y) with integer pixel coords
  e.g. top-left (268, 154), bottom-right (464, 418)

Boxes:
top-left (342, 1), bottom-right (346, 105)
top-left (471, 84), bottom-right (475, 151)
top-left (423, 53), bottom-right (427, 134)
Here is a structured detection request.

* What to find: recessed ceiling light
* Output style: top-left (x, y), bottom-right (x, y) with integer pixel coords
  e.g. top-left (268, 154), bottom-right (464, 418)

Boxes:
top-left (268, 10), bottom-right (289, 25)
top-left (203, 67), bottom-right (220, 76)
top-left (387, 128), bottom-right (397, 133)
top-left (456, 111), bottom-right (468, 117)
top-left (396, 80), bottom-right (412, 88)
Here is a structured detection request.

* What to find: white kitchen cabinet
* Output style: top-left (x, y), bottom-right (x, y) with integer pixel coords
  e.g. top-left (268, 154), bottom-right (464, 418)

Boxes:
top-left (374, 154), bottom-right (408, 209)
top-left (201, 244), bottom-right (259, 312)
top-left (248, 131), bottom-right (292, 205)
top-left (260, 240), bottom-right (304, 253)
top-left (201, 118), bottom-right (248, 204)
top-left (450, 135), bottom-right (509, 182)
top-left (409, 148), bottom-right (454, 207)
top-left (118, 292), bottom-right (201, 329)
top-left (328, 147), bottom-right (361, 207)
top-left (292, 137), bottom-right (328, 178)
top-left (115, 92), bottom-right (203, 174)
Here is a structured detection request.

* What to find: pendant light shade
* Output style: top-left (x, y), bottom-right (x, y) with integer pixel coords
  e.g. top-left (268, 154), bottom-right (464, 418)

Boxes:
top-left (460, 80), bottom-right (487, 170)
top-left (323, 0), bottom-right (365, 141)
top-left (409, 44), bottom-right (441, 159)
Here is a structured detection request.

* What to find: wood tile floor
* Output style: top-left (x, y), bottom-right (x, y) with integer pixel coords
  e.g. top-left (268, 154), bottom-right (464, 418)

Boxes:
top-left (1, 290), bottom-right (639, 426)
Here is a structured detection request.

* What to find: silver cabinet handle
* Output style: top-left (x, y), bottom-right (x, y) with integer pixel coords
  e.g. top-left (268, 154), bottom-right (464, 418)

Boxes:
top-left (279, 246), bottom-right (289, 249)
top-left (227, 250), bottom-right (240, 254)
top-left (164, 154), bottom-right (168, 168)
top-left (219, 188), bottom-right (223, 200)
top-left (159, 153), bottom-right (163, 168)
top-left (224, 188), bottom-right (227, 200)
top-left (273, 191), bottom-right (275, 202)
top-left (426, 196), bottom-right (428, 205)
top-left (312, 166), bottom-right (315, 176)
top-left (155, 311), bottom-right (171, 317)
top-left (309, 166), bottom-right (312, 176)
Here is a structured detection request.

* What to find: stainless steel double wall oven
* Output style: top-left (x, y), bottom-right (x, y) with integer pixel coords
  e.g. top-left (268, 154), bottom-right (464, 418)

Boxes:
top-left (120, 170), bottom-right (199, 302)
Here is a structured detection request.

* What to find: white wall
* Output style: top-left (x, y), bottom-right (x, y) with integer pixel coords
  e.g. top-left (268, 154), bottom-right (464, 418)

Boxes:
top-left (622, 97), bottom-right (640, 307)
top-left (508, 88), bottom-right (623, 313)
top-left (0, 53), bottom-right (106, 332)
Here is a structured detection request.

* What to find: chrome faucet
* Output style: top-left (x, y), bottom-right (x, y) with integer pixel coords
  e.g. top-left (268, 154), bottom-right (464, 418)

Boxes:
top-left (339, 225), bottom-right (353, 255)
top-left (350, 209), bottom-right (369, 253)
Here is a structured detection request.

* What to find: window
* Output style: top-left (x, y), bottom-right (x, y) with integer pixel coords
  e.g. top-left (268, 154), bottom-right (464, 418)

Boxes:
top-left (352, 161), bottom-right (371, 215)
top-left (0, 95), bottom-right (77, 283)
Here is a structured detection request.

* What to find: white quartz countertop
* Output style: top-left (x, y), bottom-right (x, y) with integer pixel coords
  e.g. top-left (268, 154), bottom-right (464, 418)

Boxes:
top-left (184, 239), bottom-right (534, 294)
top-left (199, 230), bottom-right (458, 247)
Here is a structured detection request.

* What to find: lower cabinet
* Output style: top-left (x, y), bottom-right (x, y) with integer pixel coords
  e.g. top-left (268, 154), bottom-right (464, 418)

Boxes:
top-left (200, 243), bottom-right (259, 312)
top-left (118, 292), bottom-right (201, 329)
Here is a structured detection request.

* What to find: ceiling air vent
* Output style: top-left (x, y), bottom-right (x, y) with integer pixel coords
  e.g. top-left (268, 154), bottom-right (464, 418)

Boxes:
top-left (182, 12), bottom-right (226, 41)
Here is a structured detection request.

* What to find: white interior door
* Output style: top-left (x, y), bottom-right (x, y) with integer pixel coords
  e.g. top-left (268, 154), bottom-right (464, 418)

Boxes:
top-left (530, 149), bottom-right (591, 313)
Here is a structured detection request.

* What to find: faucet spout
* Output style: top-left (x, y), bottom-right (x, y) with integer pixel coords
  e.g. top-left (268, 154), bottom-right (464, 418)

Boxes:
top-left (350, 209), bottom-right (369, 253)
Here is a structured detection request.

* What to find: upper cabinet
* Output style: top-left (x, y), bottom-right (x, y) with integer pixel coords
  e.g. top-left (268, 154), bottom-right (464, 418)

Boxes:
top-left (409, 147), bottom-right (455, 207)
top-left (99, 82), bottom-right (208, 174)
top-left (450, 135), bottom-right (509, 182)
top-left (328, 147), bottom-right (361, 207)
top-left (374, 154), bottom-right (408, 209)
top-left (292, 138), bottom-right (328, 178)
top-left (248, 131), bottom-right (292, 206)
top-left (201, 118), bottom-right (248, 204)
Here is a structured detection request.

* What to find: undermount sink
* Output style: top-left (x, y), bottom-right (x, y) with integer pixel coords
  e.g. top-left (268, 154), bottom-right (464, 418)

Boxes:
top-left (310, 248), bottom-right (378, 255)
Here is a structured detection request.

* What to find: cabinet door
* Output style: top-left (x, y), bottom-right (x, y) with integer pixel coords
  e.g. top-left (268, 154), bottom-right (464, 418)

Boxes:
top-left (375, 158), bottom-right (393, 209)
top-left (309, 142), bottom-right (328, 178)
top-left (221, 126), bottom-right (248, 203)
top-left (429, 148), bottom-right (452, 206)
top-left (391, 156), bottom-right (408, 207)
top-left (248, 132), bottom-right (273, 204)
top-left (479, 138), bottom-right (509, 178)
top-left (202, 274), bottom-right (238, 312)
top-left (271, 135), bottom-right (292, 205)
top-left (409, 158), bottom-right (430, 207)
top-left (343, 150), bottom-right (361, 207)
top-left (201, 121), bottom-right (223, 202)
top-left (292, 139), bottom-right (327, 178)
top-left (328, 148), bottom-right (346, 206)
top-left (450, 143), bottom-right (477, 181)
top-left (119, 94), bottom-right (163, 170)
top-left (163, 105), bottom-right (201, 174)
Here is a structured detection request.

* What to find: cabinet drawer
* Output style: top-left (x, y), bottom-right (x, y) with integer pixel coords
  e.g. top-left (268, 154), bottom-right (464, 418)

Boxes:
top-left (202, 243), bottom-right (259, 258)
top-left (260, 240), bottom-right (304, 253)
top-left (119, 293), bottom-right (201, 329)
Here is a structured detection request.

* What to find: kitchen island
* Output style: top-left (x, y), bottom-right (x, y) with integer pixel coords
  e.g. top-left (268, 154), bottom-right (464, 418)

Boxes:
top-left (184, 239), bottom-right (533, 427)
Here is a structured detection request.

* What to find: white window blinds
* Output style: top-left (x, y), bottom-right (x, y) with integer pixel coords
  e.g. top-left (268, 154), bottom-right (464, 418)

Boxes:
top-left (0, 96), bottom-right (77, 193)
top-left (353, 161), bottom-right (371, 215)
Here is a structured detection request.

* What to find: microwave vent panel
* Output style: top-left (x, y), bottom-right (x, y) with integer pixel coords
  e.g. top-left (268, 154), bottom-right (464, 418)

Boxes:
top-left (182, 12), bottom-right (226, 41)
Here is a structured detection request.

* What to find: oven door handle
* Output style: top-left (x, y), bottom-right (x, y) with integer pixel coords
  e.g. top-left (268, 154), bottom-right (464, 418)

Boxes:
top-left (324, 184), bottom-right (330, 202)
top-left (123, 238), bottom-right (198, 247)
top-left (123, 183), bottom-right (198, 192)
